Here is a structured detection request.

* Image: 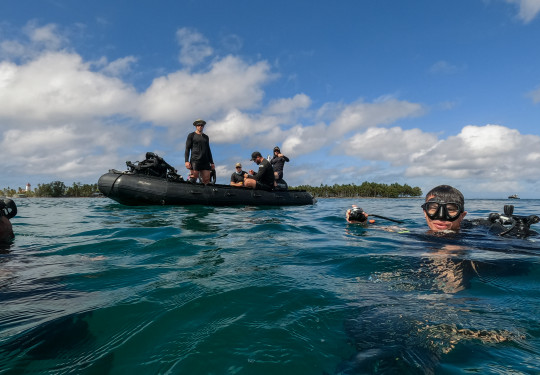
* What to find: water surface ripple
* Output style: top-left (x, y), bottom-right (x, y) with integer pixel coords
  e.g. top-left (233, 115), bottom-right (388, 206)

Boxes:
top-left (1, 198), bottom-right (539, 374)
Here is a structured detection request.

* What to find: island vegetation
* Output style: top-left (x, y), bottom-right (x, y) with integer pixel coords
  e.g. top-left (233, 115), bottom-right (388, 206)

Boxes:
top-left (2, 180), bottom-right (422, 199)
top-left (1, 181), bottom-right (100, 198)
top-left (292, 182), bottom-right (422, 198)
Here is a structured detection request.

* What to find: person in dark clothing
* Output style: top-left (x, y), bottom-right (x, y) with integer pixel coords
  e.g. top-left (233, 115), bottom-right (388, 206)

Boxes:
top-left (244, 151), bottom-right (275, 191)
top-left (0, 198), bottom-right (16, 244)
top-left (184, 119), bottom-right (215, 184)
top-left (230, 162), bottom-right (247, 187)
top-left (270, 146), bottom-right (289, 180)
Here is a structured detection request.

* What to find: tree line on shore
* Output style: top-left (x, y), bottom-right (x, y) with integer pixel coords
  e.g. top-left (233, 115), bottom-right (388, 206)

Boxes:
top-left (1, 181), bottom-right (99, 198)
top-left (2, 180), bottom-right (422, 199)
top-left (292, 182), bottom-right (422, 198)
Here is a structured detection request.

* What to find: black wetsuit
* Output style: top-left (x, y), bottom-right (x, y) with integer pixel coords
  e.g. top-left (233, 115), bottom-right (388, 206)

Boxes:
top-left (230, 171), bottom-right (246, 184)
top-left (250, 159), bottom-right (274, 190)
top-left (270, 154), bottom-right (289, 180)
top-left (185, 132), bottom-right (213, 171)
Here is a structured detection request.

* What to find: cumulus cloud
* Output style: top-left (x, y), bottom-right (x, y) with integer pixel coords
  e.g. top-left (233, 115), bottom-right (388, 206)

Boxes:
top-left (210, 109), bottom-right (280, 144)
top-left (340, 127), bottom-right (439, 163)
top-left (0, 22), bottom-right (67, 60)
top-left (205, 96), bottom-right (425, 156)
top-left (265, 94), bottom-right (311, 115)
top-left (506, 0), bottom-right (540, 23)
top-left (328, 97), bottom-right (424, 137)
top-left (0, 52), bottom-right (138, 126)
top-left (99, 56), bottom-right (138, 77)
top-left (138, 56), bottom-right (274, 127)
top-left (406, 125), bottom-right (540, 181)
top-left (176, 27), bottom-right (213, 67)
top-left (0, 122), bottom-right (147, 180)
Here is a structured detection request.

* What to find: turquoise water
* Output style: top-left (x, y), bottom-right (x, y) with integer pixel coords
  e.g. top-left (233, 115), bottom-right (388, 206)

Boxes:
top-left (1, 198), bottom-right (539, 374)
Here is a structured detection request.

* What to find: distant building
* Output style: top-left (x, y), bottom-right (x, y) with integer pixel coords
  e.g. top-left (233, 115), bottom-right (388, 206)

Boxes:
top-left (26, 183), bottom-right (31, 192)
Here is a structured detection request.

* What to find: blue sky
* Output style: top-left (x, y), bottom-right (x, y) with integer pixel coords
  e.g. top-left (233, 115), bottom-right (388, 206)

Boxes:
top-left (1, 0), bottom-right (540, 198)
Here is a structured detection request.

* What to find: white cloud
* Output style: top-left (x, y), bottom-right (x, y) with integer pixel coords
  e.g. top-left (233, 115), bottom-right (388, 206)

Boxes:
top-left (0, 52), bottom-right (138, 125)
top-left (505, 0), bottom-right (540, 23)
top-left (26, 23), bottom-right (65, 49)
top-left (0, 22), bottom-right (67, 60)
top-left (176, 27), bottom-right (213, 67)
top-left (265, 94), bottom-right (311, 115)
top-left (340, 127), bottom-right (439, 164)
top-left (406, 125), bottom-right (540, 181)
top-left (328, 97), bottom-right (424, 137)
top-left (99, 56), bottom-right (138, 77)
top-left (429, 60), bottom-right (460, 75)
top-left (0, 122), bottom-right (145, 180)
top-left (138, 56), bottom-right (274, 127)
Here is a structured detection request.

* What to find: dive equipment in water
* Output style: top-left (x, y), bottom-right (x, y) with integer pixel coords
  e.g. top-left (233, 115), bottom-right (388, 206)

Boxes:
top-left (349, 207), bottom-right (367, 222)
top-left (0, 198), bottom-right (17, 219)
top-left (369, 214), bottom-right (405, 224)
top-left (488, 205), bottom-right (539, 238)
top-left (421, 200), bottom-right (463, 222)
top-left (348, 206), bottom-right (405, 224)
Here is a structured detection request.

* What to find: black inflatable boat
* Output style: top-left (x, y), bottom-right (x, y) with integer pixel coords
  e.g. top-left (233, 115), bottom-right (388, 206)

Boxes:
top-left (98, 153), bottom-right (315, 206)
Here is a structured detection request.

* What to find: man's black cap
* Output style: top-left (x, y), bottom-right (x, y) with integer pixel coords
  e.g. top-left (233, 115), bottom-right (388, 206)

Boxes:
top-left (250, 151), bottom-right (262, 161)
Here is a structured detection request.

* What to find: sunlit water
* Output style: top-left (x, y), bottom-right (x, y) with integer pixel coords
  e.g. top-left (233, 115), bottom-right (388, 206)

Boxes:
top-left (1, 198), bottom-right (539, 374)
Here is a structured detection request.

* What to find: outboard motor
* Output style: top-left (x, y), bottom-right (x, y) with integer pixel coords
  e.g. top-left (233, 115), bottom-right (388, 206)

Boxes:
top-left (488, 205), bottom-right (539, 238)
top-left (0, 198), bottom-right (17, 219)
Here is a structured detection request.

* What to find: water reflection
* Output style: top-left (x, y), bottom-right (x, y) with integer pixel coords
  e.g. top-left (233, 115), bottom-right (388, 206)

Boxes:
top-left (338, 229), bottom-right (533, 374)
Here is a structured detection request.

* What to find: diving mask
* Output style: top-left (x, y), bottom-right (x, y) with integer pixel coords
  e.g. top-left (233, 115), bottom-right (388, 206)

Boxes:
top-left (421, 200), bottom-right (463, 222)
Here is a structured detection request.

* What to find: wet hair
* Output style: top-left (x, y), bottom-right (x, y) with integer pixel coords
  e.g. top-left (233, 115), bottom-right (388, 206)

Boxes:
top-left (425, 185), bottom-right (464, 208)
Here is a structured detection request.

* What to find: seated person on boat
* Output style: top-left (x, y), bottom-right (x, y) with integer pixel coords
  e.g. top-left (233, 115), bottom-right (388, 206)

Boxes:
top-left (243, 151), bottom-right (275, 191)
top-left (230, 162), bottom-right (246, 187)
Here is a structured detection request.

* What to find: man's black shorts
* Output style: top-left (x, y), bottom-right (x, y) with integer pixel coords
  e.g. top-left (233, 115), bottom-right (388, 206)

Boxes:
top-left (256, 182), bottom-right (273, 191)
top-left (191, 160), bottom-right (211, 171)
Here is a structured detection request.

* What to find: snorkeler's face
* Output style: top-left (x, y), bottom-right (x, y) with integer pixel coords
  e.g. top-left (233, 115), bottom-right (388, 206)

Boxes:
top-left (423, 195), bottom-right (467, 232)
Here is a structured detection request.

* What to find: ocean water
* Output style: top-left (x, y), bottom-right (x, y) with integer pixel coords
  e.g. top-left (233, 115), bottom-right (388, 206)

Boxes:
top-left (1, 197), bottom-right (539, 375)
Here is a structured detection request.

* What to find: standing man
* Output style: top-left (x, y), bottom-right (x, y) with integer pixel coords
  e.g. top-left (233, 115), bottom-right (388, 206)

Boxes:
top-left (244, 151), bottom-right (275, 191)
top-left (230, 162), bottom-right (246, 187)
top-left (270, 146), bottom-right (289, 181)
top-left (184, 119), bottom-right (215, 184)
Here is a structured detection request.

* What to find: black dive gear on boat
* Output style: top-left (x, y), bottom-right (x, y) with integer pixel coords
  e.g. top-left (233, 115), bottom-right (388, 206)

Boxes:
top-left (421, 200), bottom-right (463, 222)
top-left (0, 198), bottom-right (17, 219)
top-left (487, 205), bottom-right (539, 238)
top-left (126, 152), bottom-right (183, 181)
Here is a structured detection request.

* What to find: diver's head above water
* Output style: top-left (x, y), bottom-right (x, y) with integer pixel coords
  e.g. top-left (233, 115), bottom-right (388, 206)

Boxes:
top-left (422, 185), bottom-right (467, 232)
